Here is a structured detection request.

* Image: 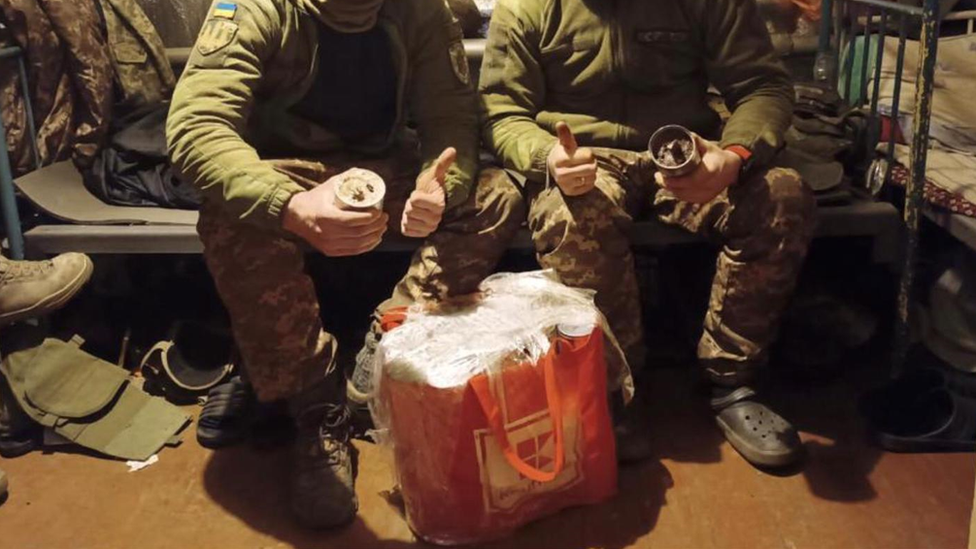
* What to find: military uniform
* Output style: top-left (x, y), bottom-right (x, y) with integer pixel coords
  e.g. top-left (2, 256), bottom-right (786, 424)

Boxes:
top-left (480, 0), bottom-right (817, 385)
top-left (167, 0), bottom-right (524, 404)
top-left (96, 0), bottom-right (177, 113)
top-left (196, 153), bottom-right (523, 402)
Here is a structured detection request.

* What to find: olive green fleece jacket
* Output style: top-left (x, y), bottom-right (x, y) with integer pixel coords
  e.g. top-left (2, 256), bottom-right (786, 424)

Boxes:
top-left (479, 0), bottom-right (795, 183)
top-left (166, 0), bottom-right (477, 229)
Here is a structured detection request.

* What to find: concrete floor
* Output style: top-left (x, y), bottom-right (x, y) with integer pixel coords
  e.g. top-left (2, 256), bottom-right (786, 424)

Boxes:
top-left (0, 367), bottom-right (972, 549)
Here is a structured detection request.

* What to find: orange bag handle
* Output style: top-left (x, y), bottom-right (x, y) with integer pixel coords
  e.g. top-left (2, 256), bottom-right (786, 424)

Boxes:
top-left (471, 352), bottom-right (565, 483)
top-left (380, 307), bottom-right (410, 333)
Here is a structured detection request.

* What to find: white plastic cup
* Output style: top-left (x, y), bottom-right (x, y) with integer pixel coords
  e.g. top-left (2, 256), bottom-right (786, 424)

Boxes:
top-left (330, 168), bottom-right (386, 212)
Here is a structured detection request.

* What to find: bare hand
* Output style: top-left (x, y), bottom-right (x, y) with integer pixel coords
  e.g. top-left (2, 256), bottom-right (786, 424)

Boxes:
top-left (655, 134), bottom-right (742, 204)
top-left (402, 147), bottom-right (455, 238)
top-left (547, 122), bottom-right (597, 196)
top-left (282, 178), bottom-right (389, 256)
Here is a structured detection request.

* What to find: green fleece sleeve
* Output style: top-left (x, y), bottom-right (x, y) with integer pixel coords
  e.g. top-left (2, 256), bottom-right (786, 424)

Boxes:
top-left (166, 0), bottom-right (305, 229)
top-left (703, 0), bottom-right (795, 170)
top-left (478, 0), bottom-right (557, 184)
top-left (408, 0), bottom-right (480, 210)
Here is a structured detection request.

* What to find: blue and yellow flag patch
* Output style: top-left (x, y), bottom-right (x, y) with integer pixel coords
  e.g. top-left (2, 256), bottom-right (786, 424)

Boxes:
top-left (212, 2), bottom-right (237, 19)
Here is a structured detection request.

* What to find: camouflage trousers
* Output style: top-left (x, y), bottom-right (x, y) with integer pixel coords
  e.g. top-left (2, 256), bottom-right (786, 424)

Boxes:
top-left (526, 148), bottom-right (817, 386)
top-left (198, 151), bottom-right (525, 403)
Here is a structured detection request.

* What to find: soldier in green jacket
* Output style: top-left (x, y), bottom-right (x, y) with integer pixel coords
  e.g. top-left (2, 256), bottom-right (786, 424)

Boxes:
top-left (480, 0), bottom-right (817, 468)
top-left (167, 0), bottom-right (524, 528)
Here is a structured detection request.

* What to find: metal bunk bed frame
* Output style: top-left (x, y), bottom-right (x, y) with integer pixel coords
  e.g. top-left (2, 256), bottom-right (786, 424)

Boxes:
top-left (819, 0), bottom-right (942, 369)
top-left (0, 41), bottom-right (39, 260)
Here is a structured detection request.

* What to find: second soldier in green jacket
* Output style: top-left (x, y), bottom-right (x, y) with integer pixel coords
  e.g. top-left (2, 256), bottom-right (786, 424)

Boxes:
top-left (480, 0), bottom-right (817, 468)
top-left (167, 0), bottom-right (524, 529)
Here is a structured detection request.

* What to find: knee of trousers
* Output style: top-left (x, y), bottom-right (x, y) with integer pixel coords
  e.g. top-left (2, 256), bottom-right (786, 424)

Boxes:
top-left (470, 168), bottom-right (528, 236)
top-left (197, 204), bottom-right (288, 262)
top-left (531, 186), bottom-right (632, 265)
top-left (769, 167), bottom-right (816, 235)
top-left (741, 167), bottom-right (817, 245)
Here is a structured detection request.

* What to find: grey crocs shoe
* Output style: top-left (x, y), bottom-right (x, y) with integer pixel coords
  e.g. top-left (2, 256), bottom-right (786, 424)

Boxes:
top-left (712, 387), bottom-right (803, 468)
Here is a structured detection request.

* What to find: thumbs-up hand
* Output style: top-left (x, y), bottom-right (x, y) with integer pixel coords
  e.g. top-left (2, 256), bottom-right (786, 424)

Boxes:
top-left (402, 147), bottom-right (455, 238)
top-left (547, 122), bottom-right (597, 196)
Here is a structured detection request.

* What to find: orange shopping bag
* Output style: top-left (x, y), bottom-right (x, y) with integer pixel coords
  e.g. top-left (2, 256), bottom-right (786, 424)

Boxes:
top-left (380, 322), bottom-right (618, 545)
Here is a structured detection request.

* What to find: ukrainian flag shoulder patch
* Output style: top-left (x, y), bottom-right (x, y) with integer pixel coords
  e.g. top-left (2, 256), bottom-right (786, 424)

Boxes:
top-left (213, 2), bottom-right (237, 19)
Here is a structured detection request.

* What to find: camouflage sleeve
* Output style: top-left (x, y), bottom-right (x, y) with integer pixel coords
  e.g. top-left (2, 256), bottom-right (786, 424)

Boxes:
top-left (703, 0), bottom-right (795, 171)
top-left (408, 0), bottom-right (480, 210)
top-left (478, 0), bottom-right (557, 184)
top-left (166, 0), bottom-right (305, 229)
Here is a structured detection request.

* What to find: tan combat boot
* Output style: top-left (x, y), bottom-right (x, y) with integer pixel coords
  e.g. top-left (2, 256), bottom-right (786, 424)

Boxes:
top-left (0, 253), bottom-right (93, 326)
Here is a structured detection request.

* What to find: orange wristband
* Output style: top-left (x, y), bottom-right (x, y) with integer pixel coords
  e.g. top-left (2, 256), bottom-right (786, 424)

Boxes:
top-left (724, 145), bottom-right (752, 162)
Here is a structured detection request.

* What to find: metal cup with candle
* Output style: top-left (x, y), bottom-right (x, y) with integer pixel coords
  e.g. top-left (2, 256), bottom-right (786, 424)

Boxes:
top-left (648, 125), bottom-right (701, 178)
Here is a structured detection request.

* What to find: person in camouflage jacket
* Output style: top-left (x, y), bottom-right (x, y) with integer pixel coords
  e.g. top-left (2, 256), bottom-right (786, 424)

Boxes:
top-left (480, 0), bottom-right (817, 468)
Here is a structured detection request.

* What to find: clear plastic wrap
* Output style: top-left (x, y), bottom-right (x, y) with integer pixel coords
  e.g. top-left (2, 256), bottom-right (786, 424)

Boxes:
top-left (371, 270), bottom-right (632, 433)
top-left (369, 271), bottom-right (632, 545)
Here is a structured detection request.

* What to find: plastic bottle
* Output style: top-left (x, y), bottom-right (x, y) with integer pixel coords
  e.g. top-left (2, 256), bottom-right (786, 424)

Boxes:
top-left (814, 50), bottom-right (838, 83)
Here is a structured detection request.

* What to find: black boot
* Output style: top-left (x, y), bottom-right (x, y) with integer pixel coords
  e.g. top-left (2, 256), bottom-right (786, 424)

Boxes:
top-left (711, 386), bottom-right (802, 468)
top-left (196, 377), bottom-right (254, 449)
top-left (0, 375), bottom-right (39, 458)
top-left (289, 398), bottom-right (358, 529)
top-left (611, 393), bottom-right (653, 464)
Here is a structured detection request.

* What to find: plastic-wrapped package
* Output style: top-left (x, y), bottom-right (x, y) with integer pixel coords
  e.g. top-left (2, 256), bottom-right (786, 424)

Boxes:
top-left (370, 271), bottom-right (632, 545)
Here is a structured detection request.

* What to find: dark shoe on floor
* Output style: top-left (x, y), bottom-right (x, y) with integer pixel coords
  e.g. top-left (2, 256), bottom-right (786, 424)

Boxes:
top-left (712, 387), bottom-right (802, 468)
top-left (197, 377), bottom-right (253, 449)
top-left (612, 395), bottom-right (653, 464)
top-left (0, 424), bottom-right (40, 458)
top-left (0, 375), bottom-right (39, 458)
top-left (871, 389), bottom-right (976, 452)
top-left (290, 403), bottom-right (359, 529)
top-left (860, 369), bottom-right (976, 453)
top-left (0, 253), bottom-right (93, 326)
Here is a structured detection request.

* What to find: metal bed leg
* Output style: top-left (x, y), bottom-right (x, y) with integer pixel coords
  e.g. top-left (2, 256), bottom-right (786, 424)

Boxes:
top-left (0, 111), bottom-right (25, 260)
top-left (0, 45), bottom-right (33, 260)
top-left (892, 0), bottom-right (941, 373)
